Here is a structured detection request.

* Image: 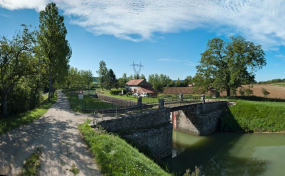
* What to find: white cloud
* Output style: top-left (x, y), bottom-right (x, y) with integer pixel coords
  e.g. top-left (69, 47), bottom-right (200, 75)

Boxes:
top-left (158, 58), bottom-right (196, 66)
top-left (275, 54), bottom-right (285, 58)
top-left (0, 13), bottom-right (9, 17)
top-left (1, 0), bottom-right (285, 49)
top-left (158, 58), bottom-right (180, 62)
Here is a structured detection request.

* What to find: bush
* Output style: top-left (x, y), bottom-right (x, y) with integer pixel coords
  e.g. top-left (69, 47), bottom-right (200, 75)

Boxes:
top-left (110, 89), bottom-right (124, 95)
top-left (261, 88), bottom-right (270, 97)
top-left (126, 92), bottom-right (132, 97)
top-left (238, 88), bottom-right (245, 96)
top-left (244, 88), bottom-right (253, 96)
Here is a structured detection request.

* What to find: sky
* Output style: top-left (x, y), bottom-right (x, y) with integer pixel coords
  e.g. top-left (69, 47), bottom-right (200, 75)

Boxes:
top-left (0, 0), bottom-right (285, 82)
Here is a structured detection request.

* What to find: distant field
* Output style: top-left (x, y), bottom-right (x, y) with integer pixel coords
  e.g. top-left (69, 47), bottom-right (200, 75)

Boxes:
top-left (271, 82), bottom-right (285, 87)
top-left (220, 84), bottom-right (285, 99)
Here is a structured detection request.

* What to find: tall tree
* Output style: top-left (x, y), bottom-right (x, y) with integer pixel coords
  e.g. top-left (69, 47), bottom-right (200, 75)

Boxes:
top-left (140, 74), bottom-right (146, 80)
top-left (103, 69), bottom-right (117, 90)
top-left (195, 36), bottom-right (266, 96)
top-left (0, 25), bottom-right (37, 118)
top-left (96, 60), bottom-right (108, 90)
top-left (118, 73), bottom-right (128, 88)
top-left (38, 2), bottom-right (71, 101)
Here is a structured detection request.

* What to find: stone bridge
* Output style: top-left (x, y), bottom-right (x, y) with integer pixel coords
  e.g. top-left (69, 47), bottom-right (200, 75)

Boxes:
top-left (96, 100), bottom-right (228, 159)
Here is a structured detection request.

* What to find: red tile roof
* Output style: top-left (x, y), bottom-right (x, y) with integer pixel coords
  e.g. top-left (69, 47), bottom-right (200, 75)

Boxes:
top-left (125, 79), bottom-right (145, 86)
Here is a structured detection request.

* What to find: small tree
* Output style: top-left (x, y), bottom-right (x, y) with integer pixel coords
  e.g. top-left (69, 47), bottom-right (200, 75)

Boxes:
top-left (239, 88), bottom-right (245, 96)
top-left (244, 88), bottom-right (253, 96)
top-left (261, 87), bottom-right (270, 97)
top-left (0, 25), bottom-right (37, 118)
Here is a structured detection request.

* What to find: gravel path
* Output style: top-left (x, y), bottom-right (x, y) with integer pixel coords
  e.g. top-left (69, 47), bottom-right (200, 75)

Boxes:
top-left (0, 91), bottom-right (101, 176)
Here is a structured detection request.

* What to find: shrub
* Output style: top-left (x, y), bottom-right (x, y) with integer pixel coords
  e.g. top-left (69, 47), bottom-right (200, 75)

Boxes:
top-left (261, 88), bottom-right (270, 97)
top-left (244, 88), bottom-right (253, 96)
top-left (110, 89), bottom-right (122, 95)
top-left (238, 88), bottom-right (245, 96)
top-left (126, 92), bottom-right (132, 97)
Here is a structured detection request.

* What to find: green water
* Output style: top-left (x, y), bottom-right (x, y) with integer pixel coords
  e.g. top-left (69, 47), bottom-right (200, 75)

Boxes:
top-left (163, 130), bottom-right (285, 176)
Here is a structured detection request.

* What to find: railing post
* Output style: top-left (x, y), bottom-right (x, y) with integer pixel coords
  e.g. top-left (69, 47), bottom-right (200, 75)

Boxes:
top-left (159, 99), bottom-right (165, 108)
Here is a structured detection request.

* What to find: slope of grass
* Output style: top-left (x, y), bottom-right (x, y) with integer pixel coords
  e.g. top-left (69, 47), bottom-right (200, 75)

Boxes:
top-left (79, 121), bottom-right (171, 176)
top-left (221, 100), bottom-right (285, 132)
top-left (0, 92), bottom-right (58, 135)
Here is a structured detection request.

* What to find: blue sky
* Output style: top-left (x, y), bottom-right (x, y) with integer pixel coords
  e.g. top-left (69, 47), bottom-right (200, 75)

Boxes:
top-left (0, 0), bottom-right (285, 82)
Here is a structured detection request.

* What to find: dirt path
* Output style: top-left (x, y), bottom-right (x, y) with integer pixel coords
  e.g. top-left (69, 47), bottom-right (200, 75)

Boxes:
top-left (0, 91), bottom-right (101, 176)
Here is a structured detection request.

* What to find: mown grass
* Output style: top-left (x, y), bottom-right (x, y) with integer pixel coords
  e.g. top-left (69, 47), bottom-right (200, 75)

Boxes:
top-left (96, 89), bottom-right (203, 104)
top-left (78, 121), bottom-right (171, 176)
top-left (19, 148), bottom-right (42, 176)
top-left (64, 91), bottom-right (116, 112)
top-left (0, 92), bottom-right (57, 135)
top-left (221, 100), bottom-right (285, 132)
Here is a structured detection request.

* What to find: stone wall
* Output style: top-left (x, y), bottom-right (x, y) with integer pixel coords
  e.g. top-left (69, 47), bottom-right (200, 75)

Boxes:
top-left (173, 101), bottom-right (227, 135)
top-left (97, 108), bottom-right (172, 159)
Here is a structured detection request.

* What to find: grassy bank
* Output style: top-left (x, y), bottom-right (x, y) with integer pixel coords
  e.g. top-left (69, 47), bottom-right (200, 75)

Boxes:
top-left (64, 90), bottom-right (115, 112)
top-left (0, 92), bottom-right (57, 135)
top-left (78, 121), bottom-right (171, 176)
top-left (221, 100), bottom-right (285, 132)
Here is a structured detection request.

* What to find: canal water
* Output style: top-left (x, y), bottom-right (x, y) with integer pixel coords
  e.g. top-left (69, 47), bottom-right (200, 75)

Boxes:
top-left (163, 130), bottom-right (285, 176)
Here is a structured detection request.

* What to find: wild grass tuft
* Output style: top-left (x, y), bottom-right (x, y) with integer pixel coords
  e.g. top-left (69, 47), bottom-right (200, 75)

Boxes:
top-left (19, 148), bottom-right (42, 176)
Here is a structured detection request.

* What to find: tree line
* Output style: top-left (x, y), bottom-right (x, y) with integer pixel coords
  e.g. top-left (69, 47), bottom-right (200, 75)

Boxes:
top-left (0, 3), bottom-right (70, 118)
top-left (96, 37), bottom-right (266, 97)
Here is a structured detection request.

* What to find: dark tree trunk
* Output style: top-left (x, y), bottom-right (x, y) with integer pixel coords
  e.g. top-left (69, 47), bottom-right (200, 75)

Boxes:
top-left (48, 74), bottom-right (52, 101)
top-left (226, 88), bottom-right (231, 97)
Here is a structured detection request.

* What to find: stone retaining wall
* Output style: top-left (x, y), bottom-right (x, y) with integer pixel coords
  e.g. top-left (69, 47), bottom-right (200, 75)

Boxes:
top-left (97, 108), bottom-right (172, 159)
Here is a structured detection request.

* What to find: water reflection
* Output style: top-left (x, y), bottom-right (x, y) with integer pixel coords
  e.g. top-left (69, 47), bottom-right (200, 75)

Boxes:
top-left (163, 130), bottom-right (285, 176)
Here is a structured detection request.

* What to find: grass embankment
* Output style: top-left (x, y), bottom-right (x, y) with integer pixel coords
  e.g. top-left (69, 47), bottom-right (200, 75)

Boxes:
top-left (221, 100), bottom-right (285, 132)
top-left (0, 93), bottom-right (57, 135)
top-left (79, 121), bottom-right (170, 176)
top-left (64, 90), bottom-right (115, 112)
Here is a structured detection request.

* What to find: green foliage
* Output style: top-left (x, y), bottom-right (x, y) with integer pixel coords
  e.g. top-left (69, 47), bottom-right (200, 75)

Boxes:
top-left (238, 88), bottom-right (245, 96)
top-left (0, 92), bottom-right (57, 135)
top-left (102, 69), bottom-right (118, 90)
top-left (0, 25), bottom-right (38, 118)
top-left (70, 164), bottom-right (80, 175)
top-left (67, 67), bottom-right (93, 88)
top-left (244, 88), bottom-right (253, 96)
top-left (126, 92), bottom-right (132, 97)
top-left (78, 121), bottom-right (170, 176)
top-left (221, 100), bottom-right (285, 132)
top-left (261, 87), bottom-right (270, 97)
top-left (38, 2), bottom-right (71, 101)
top-left (97, 60), bottom-right (108, 89)
top-left (19, 148), bottom-right (42, 176)
top-left (183, 166), bottom-right (200, 176)
top-left (195, 36), bottom-right (266, 96)
top-left (148, 74), bottom-right (173, 92)
top-left (110, 89), bottom-right (122, 95)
